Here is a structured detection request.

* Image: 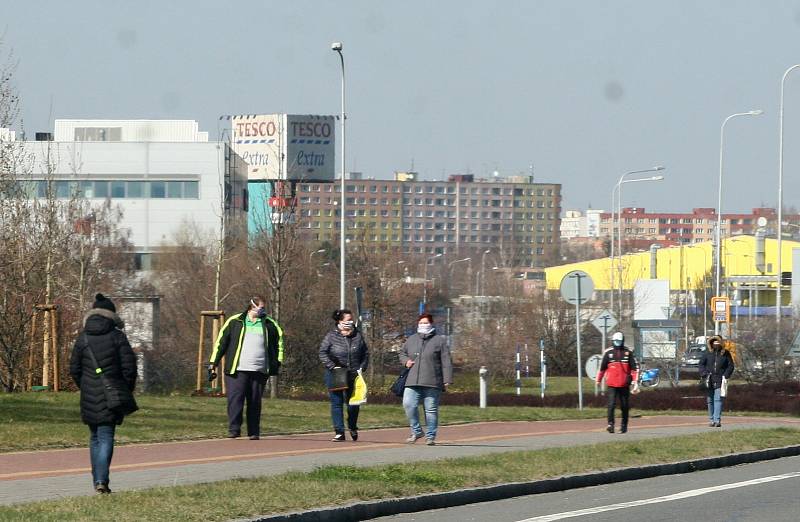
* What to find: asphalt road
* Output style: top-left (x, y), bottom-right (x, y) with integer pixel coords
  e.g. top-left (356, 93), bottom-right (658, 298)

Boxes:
top-left (371, 455), bottom-right (800, 522)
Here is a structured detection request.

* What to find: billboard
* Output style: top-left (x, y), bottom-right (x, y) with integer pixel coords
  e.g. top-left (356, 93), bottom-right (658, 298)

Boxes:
top-left (230, 114), bottom-right (335, 182)
top-left (633, 279), bottom-right (670, 320)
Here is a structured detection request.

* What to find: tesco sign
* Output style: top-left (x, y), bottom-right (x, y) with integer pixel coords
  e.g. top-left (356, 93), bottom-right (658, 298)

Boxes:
top-left (234, 120), bottom-right (277, 138)
top-left (289, 121), bottom-right (332, 138)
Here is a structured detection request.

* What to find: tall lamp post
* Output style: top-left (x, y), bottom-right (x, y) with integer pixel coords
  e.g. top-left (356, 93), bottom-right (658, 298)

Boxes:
top-left (479, 249), bottom-right (492, 296)
top-left (423, 253), bottom-right (443, 306)
top-left (331, 41), bottom-right (346, 309)
top-left (715, 110), bottom-right (762, 335)
top-left (611, 168), bottom-right (664, 316)
top-left (778, 65), bottom-right (800, 328)
top-left (448, 257), bottom-right (471, 295)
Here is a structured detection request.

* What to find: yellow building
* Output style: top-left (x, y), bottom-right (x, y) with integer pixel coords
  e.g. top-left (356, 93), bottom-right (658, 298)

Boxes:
top-left (545, 236), bottom-right (800, 304)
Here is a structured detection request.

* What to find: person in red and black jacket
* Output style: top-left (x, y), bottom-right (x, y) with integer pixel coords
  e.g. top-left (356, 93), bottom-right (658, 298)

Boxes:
top-left (596, 331), bottom-right (639, 434)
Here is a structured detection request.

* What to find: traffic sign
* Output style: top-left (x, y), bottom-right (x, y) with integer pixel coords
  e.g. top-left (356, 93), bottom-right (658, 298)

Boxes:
top-left (711, 296), bottom-right (730, 323)
top-left (585, 354), bottom-right (602, 379)
top-left (591, 309), bottom-right (617, 334)
top-left (559, 270), bottom-right (594, 305)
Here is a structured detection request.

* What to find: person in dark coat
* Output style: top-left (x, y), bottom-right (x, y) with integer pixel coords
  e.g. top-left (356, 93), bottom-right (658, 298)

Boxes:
top-left (699, 335), bottom-right (735, 427)
top-left (319, 309), bottom-right (369, 442)
top-left (69, 293), bottom-right (137, 494)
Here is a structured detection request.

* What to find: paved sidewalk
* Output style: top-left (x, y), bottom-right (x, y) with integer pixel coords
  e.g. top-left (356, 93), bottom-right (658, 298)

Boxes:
top-left (1, 415), bottom-right (798, 505)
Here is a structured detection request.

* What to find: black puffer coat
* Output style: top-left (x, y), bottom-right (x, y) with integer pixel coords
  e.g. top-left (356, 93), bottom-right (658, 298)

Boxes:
top-left (319, 328), bottom-right (369, 372)
top-left (69, 309), bottom-right (137, 425)
top-left (699, 347), bottom-right (734, 389)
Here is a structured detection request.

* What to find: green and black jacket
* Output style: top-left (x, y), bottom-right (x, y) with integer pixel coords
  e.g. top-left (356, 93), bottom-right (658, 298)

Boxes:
top-left (209, 310), bottom-right (284, 376)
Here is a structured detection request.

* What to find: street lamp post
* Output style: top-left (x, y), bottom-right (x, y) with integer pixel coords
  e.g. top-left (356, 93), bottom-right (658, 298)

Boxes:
top-left (423, 253), bottom-right (442, 306)
top-left (448, 257), bottom-right (471, 295)
top-left (778, 65), bottom-right (800, 328)
top-left (331, 41), bottom-right (346, 309)
top-left (479, 249), bottom-right (492, 296)
top-left (715, 110), bottom-right (762, 334)
top-left (612, 168), bottom-right (665, 317)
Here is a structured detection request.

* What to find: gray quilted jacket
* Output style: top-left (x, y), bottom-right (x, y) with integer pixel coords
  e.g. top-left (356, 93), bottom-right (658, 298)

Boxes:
top-left (398, 331), bottom-right (453, 390)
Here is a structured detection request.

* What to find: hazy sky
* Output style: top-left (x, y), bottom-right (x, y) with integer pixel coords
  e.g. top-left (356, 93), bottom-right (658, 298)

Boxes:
top-left (5, 1), bottom-right (800, 213)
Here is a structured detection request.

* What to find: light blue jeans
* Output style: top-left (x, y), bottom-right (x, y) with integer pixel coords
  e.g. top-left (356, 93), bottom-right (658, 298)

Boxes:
top-left (707, 387), bottom-right (723, 424)
top-left (402, 386), bottom-right (441, 440)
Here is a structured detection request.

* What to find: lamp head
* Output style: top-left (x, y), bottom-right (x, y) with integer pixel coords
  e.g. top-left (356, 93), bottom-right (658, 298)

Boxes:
top-left (331, 42), bottom-right (343, 51)
top-left (653, 166), bottom-right (665, 171)
top-left (749, 110), bottom-right (763, 116)
top-left (651, 175), bottom-right (665, 181)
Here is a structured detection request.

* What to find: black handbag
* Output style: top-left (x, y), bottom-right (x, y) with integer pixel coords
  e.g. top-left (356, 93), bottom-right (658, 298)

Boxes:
top-left (699, 374), bottom-right (711, 391)
top-left (328, 367), bottom-right (349, 391)
top-left (84, 334), bottom-right (138, 416)
top-left (390, 367), bottom-right (410, 397)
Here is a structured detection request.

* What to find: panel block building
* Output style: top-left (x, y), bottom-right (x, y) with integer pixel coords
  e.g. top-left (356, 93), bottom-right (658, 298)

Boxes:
top-left (296, 173), bottom-right (561, 267)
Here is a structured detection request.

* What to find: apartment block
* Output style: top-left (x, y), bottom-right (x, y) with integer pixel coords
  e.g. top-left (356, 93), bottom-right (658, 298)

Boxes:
top-left (296, 174), bottom-right (561, 267)
top-left (597, 207), bottom-right (791, 246)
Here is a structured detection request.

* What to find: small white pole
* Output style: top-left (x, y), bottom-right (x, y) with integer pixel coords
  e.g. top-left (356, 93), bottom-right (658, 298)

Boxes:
top-left (479, 366), bottom-right (488, 408)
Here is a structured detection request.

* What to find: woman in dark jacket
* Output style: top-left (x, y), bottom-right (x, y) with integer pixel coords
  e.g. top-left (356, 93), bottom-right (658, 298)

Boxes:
top-left (319, 309), bottom-right (369, 442)
top-left (699, 335), bottom-right (735, 427)
top-left (398, 313), bottom-right (453, 446)
top-left (69, 294), bottom-right (137, 494)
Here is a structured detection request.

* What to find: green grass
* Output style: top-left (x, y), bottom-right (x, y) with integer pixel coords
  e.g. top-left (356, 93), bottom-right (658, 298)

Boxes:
top-left (1, 427), bottom-right (797, 521)
top-left (0, 392), bottom-right (612, 452)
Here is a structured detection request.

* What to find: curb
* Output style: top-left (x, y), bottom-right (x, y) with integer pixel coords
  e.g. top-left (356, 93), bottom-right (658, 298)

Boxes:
top-left (247, 444), bottom-right (800, 522)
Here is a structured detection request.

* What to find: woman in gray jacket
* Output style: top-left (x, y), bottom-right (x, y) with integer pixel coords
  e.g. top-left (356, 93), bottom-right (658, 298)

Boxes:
top-left (398, 313), bottom-right (453, 445)
top-left (319, 309), bottom-right (369, 442)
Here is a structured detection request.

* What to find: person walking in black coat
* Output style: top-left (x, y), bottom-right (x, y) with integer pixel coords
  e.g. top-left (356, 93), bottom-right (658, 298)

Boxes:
top-left (699, 335), bottom-right (735, 427)
top-left (69, 294), bottom-right (138, 494)
top-left (319, 309), bottom-right (369, 442)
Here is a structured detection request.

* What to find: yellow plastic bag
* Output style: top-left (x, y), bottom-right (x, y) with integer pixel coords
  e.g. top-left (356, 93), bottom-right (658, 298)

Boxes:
top-left (349, 370), bottom-right (367, 406)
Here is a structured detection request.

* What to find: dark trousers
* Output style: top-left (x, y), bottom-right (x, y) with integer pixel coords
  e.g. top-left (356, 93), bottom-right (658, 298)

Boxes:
top-left (225, 371), bottom-right (268, 436)
top-left (607, 386), bottom-right (630, 427)
top-left (324, 370), bottom-right (360, 434)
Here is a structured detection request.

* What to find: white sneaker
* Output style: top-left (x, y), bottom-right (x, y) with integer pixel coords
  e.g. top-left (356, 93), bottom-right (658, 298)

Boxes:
top-left (405, 433), bottom-right (423, 444)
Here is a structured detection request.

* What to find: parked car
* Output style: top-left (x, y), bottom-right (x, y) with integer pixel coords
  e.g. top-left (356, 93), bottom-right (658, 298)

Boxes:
top-left (680, 344), bottom-right (706, 374)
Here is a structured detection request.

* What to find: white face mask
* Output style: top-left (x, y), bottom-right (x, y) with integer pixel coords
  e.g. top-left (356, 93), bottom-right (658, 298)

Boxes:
top-left (613, 340), bottom-right (623, 347)
top-left (417, 323), bottom-right (434, 335)
top-left (339, 320), bottom-right (354, 331)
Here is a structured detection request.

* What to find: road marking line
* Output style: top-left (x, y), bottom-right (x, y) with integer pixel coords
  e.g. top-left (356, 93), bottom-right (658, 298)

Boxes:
top-left (516, 471), bottom-right (800, 521)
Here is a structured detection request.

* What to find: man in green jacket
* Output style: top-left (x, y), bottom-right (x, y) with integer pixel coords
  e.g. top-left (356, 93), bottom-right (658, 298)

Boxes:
top-left (208, 296), bottom-right (284, 439)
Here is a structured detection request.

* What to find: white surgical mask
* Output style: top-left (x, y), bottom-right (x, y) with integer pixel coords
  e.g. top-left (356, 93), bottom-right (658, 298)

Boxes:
top-left (339, 320), bottom-right (354, 330)
top-left (417, 324), bottom-right (434, 335)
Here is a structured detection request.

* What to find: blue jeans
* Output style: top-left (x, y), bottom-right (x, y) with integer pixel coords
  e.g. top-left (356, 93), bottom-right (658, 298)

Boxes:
top-left (325, 370), bottom-right (360, 434)
top-left (89, 423), bottom-right (116, 487)
top-left (707, 387), bottom-right (723, 423)
top-left (403, 386), bottom-right (441, 440)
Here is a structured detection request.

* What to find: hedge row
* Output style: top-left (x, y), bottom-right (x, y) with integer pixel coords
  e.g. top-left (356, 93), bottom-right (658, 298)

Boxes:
top-left (289, 382), bottom-right (800, 415)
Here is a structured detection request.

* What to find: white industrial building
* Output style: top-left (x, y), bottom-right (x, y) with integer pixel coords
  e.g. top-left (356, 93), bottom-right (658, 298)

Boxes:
top-left (10, 120), bottom-right (247, 268)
